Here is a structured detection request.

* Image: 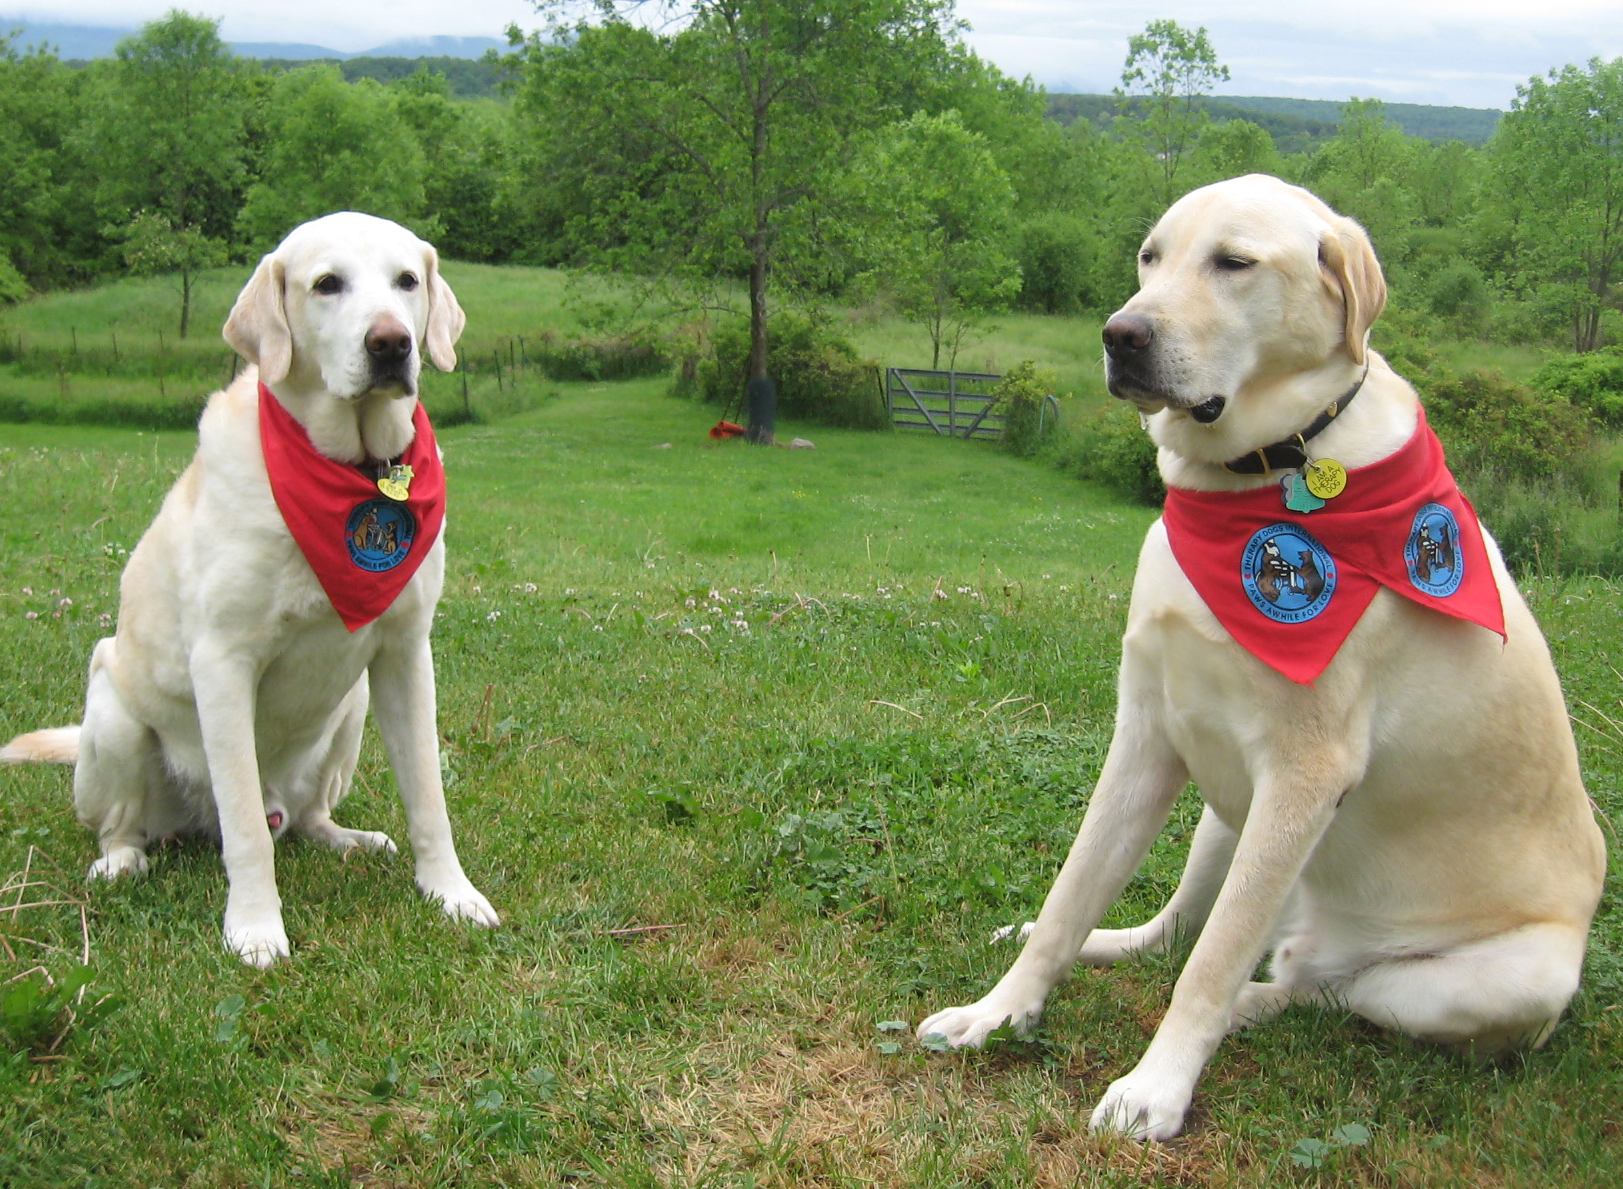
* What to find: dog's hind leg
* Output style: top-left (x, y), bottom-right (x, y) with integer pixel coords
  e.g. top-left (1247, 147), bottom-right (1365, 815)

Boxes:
top-left (294, 680), bottom-right (397, 856)
top-left (1078, 805), bottom-right (1238, 965)
top-left (74, 642), bottom-right (162, 879)
top-left (1333, 923), bottom-right (1586, 1055)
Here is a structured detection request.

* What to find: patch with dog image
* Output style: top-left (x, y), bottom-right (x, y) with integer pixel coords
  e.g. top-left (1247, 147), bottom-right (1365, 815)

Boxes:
top-left (345, 499), bottom-right (417, 572)
top-left (1405, 503), bottom-right (1463, 597)
top-left (1241, 525), bottom-right (1337, 623)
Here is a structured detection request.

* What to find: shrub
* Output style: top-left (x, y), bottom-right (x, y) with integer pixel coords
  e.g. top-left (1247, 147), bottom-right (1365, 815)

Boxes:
top-left (1369, 303), bottom-right (1443, 380)
top-left (1416, 366), bottom-right (1594, 482)
top-left (1051, 401), bottom-right (1165, 506)
top-left (990, 359), bottom-right (1057, 457)
top-left (1425, 260), bottom-right (1491, 335)
top-left (672, 311), bottom-right (886, 430)
top-left (526, 329), bottom-right (667, 382)
top-left (1532, 346), bottom-right (1623, 429)
top-left (1464, 470), bottom-right (1623, 578)
top-left (0, 250), bottom-right (28, 306)
top-left (1011, 213), bottom-right (1094, 315)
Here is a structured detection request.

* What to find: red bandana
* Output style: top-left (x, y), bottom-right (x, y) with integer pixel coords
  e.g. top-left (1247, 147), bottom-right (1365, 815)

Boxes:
top-left (1161, 412), bottom-right (1505, 684)
top-left (258, 382), bottom-right (446, 631)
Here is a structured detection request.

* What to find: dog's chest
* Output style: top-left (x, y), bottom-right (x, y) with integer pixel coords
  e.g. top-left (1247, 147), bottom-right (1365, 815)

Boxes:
top-left (255, 617), bottom-right (375, 725)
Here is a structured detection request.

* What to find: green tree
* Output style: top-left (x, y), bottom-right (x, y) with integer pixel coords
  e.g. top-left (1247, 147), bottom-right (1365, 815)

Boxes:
top-left (110, 209), bottom-right (230, 336)
top-left (1489, 58), bottom-right (1623, 351)
top-left (1317, 98), bottom-right (1413, 190)
top-left (237, 65), bottom-right (433, 249)
top-left (512, 0), bottom-right (961, 396)
top-left (390, 69), bottom-right (520, 262)
top-left (1192, 118), bottom-right (1279, 183)
top-left (92, 10), bottom-right (246, 332)
top-left (849, 110), bottom-right (1020, 367)
top-left (1115, 19), bottom-right (1230, 206)
top-left (0, 33), bottom-right (97, 288)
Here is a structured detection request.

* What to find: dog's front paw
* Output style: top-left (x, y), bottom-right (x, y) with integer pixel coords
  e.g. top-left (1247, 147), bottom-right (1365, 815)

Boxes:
top-left (916, 994), bottom-right (1043, 1049)
top-left (1090, 1074), bottom-right (1192, 1141)
top-left (419, 876), bottom-right (499, 928)
top-left (223, 917), bottom-right (291, 968)
top-left (87, 846), bottom-right (148, 880)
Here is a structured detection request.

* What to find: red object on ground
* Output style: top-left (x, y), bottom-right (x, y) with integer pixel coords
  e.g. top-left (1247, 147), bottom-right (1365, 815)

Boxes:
top-left (708, 420), bottom-right (747, 440)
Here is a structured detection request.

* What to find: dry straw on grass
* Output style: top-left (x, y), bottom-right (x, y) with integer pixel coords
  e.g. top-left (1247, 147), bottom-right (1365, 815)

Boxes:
top-left (0, 845), bottom-right (94, 1054)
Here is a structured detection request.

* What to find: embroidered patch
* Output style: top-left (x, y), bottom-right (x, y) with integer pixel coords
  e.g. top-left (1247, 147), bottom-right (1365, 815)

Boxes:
top-left (1405, 502), bottom-right (1463, 596)
top-left (1241, 524), bottom-right (1337, 623)
top-left (345, 498), bottom-right (417, 572)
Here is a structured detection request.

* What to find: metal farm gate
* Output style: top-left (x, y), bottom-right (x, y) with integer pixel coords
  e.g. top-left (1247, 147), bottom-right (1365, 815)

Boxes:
top-left (885, 368), bottom-right (1004, 439)
top-left (884, 368), bottom-right (1060, 440)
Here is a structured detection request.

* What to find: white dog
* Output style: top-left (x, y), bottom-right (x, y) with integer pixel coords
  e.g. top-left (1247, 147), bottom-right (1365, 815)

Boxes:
top-left (917, 175), bottom-right (1606, 1139)
top-left (3, 212), bottom-right (498, 967)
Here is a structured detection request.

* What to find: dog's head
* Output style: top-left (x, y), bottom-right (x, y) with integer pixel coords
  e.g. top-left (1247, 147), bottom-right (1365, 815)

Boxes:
top-left (1102, 175), bottom-right (1386, 463)
top-left (224, 212), bottom-right (465, 401)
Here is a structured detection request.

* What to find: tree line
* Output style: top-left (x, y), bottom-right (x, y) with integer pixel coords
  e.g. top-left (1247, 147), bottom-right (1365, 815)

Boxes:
top-left (3, 3), bottom-right (1622, 359)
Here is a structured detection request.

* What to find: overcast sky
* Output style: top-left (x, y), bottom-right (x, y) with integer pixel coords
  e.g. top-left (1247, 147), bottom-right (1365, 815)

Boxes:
top-left (14, 1), bottom-right (1623, 109)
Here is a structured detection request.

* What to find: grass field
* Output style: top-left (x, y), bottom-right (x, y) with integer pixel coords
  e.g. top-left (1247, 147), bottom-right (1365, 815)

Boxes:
top-left (2, 362), bottom-right (1622, 1186)
top-left (3, 258), bottom-right (1623, 1185)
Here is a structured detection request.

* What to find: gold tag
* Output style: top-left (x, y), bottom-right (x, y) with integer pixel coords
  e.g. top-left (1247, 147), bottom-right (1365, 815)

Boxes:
top-left (1303, 459), bottom-right (1346, 500)
top-left (377, 464), bottom-right (414, 501)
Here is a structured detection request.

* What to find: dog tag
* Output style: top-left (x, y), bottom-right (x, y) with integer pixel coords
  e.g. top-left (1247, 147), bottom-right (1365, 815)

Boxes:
top-left (1304, 459), bottom-right (1347, 500)
top-left (377, 464), bottom-right (414, 501)
top-left (1281, 472), bottom-right (1325, 513)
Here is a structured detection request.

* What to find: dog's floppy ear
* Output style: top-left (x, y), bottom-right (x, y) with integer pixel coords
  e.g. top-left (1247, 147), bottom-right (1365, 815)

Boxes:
top-left (223, 253), bottom-right (292, 384)
top-left (1318, 218), bottom-right (1386, 365)
top-left (423, 247), bottom-right (465, 371)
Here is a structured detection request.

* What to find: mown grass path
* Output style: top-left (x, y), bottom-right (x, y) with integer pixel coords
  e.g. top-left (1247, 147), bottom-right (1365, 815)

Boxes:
top-left (2, 380), bottom-right (1620, 1187)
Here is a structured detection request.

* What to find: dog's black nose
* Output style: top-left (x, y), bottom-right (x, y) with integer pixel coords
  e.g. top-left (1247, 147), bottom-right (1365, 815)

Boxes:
top-left (1102, 313), bottom-right (1154, 359)
top-left (366, 319), bottom-right (413, 363)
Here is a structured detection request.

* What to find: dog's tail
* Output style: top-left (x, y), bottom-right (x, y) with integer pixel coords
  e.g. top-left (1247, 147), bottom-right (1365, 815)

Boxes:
top-left (0, 727), bottom-right (81, 765)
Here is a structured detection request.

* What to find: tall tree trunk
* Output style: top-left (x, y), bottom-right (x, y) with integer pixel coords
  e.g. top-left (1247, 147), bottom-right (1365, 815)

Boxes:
top-left (748, 234), bottom-right (769, 381)
top-left (180, 269), bottom-right (192, 339)
top-left (745, 48), bottom-right (773, 443)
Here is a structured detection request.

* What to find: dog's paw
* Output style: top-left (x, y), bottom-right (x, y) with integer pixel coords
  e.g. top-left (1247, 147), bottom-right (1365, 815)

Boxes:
top-left (223, 918), bottom-right (291, 969)
top-left (989, 921), bottom-right (1036, 945)
top-left (87, 847), bottom-right (148, 880)
top-left (1089, 1074), bottom-right (1192, 1142)
top-left (420, 876), bottom-right (500, 928)
top-left (916, 995), bottom-right (1043, 1049)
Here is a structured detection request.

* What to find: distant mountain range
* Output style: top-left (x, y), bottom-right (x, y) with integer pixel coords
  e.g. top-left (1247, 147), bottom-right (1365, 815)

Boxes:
top-left (1, 20), bottom-right (507, 61)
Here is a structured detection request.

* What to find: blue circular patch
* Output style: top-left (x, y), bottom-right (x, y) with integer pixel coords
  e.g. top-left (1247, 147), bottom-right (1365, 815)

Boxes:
top-left (1405, 502), bottom-right (1463, 596)
top-left (345, 498), bottom-right (417, 572)
top-left (1241, 523), bottom-right (1337, 623)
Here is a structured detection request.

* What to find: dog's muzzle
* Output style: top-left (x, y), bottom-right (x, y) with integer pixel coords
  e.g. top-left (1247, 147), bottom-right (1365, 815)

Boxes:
top-left (365, 320), bottom-right (416, 390)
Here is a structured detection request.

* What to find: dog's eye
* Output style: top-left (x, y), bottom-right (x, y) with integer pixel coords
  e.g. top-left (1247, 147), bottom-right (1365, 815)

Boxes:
top-left (1214, 256), bottom-right (1255, 272)
top-left (1139, 250), bottom-right (1156, 267)
top-left (313, 274), bottom-right (344, 296)
top-left (397, 272), bottom-right (419, 291)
